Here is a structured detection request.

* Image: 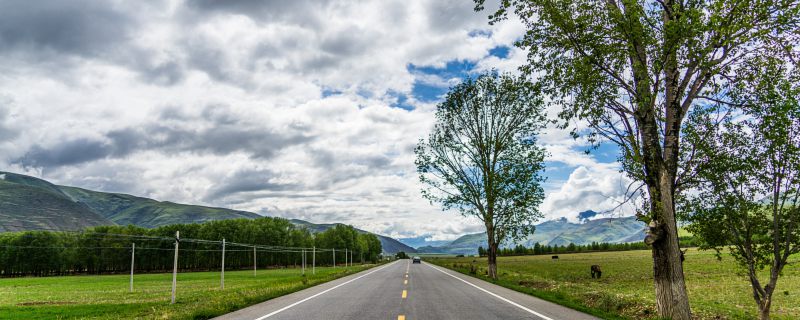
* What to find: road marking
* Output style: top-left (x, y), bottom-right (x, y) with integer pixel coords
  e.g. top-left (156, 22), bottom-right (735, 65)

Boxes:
top-left (398, 316), bottom-right (405, 320)
top-left (404, 274), bottom-right (408, 278)
top-left (401, 289), bottom-right (407, 298)
top-left (253, 261), bottom-right (398, 319)
top-left (427, 264), bottom-right (555, 320)
top-left (404, 279), bottom-right (408, 285)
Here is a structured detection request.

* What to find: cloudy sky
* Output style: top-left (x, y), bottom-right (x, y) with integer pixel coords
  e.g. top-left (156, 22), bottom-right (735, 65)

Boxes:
top-left (0, 0), bottom-right (635, 241)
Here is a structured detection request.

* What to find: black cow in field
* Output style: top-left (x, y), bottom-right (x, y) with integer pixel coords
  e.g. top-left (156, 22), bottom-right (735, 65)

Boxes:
top-left (591, 265), bottom-right (602, 278)
top-left (551, 255), bottom-right (559, 260)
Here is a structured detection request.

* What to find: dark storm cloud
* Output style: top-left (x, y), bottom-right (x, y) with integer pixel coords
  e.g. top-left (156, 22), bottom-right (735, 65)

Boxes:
top-left (204, 168), bottom-right (303, 202)
top-left (0, 1), bottom-right (134, 56)
top-left (14, 138), bottom-right (114, 168)
top-left (14, 107), bottom-right (316, 168)
top-left (186, 0), bottom-right (328, 27)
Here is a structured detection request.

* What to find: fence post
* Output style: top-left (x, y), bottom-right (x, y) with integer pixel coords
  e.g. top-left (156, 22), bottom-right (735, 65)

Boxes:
top-left (130, 243), bottom-right (135, 292)
top-left (345, 249), bottom-right (348, 268)
top-left (302, 249), bottom-right (306, 275)
top-left (333, 249), bottom-right (336, 268)
top-left (171, 231), bottom-right (179, 304)
top-left (253, 246), bottom-right (257, 277)
top-left (312, 246), bottom-right (316, 275)
top-left (221, 238), bottom-right (225, 289)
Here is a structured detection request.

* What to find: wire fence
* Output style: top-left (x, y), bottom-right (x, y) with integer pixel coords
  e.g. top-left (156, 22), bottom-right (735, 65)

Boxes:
top-left (0, 229), bottom-right (362, 278)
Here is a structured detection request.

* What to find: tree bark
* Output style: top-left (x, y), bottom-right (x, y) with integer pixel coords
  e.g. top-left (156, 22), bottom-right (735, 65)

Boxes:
top-left (649, 173), bottom-right (692, 320)
top-left (487, 232), bottom-right (498, 279)
top-left (758, 293), bottom-right (772, 320)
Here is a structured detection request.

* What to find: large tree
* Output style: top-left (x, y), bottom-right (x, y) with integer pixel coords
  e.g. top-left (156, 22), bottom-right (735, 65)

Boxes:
top-left (415, 72), bottom-right (547, 279)
top-left (474, 0), bottom-right (799, 318)
top-left (683, 58), bottom-right (800, 320)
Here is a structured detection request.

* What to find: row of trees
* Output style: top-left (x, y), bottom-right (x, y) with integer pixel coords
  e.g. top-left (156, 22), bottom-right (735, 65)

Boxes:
top-left (479, 241), bottom-right (652, 257)
top-left (416, 0), bottom-right (798, 318)
top-left (0, 217), bottom-right (382, 277)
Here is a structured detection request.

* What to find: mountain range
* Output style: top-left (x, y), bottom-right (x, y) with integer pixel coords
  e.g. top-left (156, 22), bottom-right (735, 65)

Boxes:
top-left (412, 215), bottom-right (647, 255)
top-left (0, 171), bottom-right (415, 254)
top-left (2, 170), bottom-right (647, 256)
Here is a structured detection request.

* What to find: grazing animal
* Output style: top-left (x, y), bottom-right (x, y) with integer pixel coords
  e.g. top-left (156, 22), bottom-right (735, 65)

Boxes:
top-left (591, 265), bottom-right (602, 279)
top-left (680, 249), bottom-right (687, 262)
top-left (551, 255), bottom-right (559, 260)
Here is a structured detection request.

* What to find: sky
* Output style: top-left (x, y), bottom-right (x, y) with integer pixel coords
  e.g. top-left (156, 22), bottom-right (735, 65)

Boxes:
top-left (0, 0), bottom-right (636, 241)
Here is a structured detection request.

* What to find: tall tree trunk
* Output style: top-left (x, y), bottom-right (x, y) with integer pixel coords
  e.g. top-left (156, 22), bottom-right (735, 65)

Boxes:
top-left (487, 244), bottom-right (498, 279)
top-left (486, 232), bottom-right (498, 279)
top-left (649, 172), bottom-right (692, 320)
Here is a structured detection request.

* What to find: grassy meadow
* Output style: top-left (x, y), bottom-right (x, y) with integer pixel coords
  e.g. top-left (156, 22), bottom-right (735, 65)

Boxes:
top-left (0, 265), bottom-right (375, 319)
top-left (431, 249), bottom-right (800, 320)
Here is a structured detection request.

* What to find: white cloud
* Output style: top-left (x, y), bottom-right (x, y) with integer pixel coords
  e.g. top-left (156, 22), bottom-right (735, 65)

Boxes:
top-left (0, 0), bottom-right (628, 240)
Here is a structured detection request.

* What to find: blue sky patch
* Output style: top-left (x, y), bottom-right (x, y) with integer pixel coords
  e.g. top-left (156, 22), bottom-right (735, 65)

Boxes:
top-left (407, 60), bottom-right (477, 102)
top-left (488, 46), bottom-right (510, 59)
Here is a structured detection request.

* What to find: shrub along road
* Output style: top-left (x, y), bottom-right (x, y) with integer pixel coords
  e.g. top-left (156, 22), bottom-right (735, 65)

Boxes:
top-left (215, 259), bottom-right (597, 320)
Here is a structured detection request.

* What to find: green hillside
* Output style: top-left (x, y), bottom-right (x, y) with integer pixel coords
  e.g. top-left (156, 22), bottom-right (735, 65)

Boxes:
top-left (418, 216), bottom-right (646, 255)
top-left (289, 219), bottom-right (416, 254)
top-left (0, 171), bottom-right (410, 253)
top-left (0, 173), bottom-right (114, 232)
top-left (59, 186), bottom-right (260, 228)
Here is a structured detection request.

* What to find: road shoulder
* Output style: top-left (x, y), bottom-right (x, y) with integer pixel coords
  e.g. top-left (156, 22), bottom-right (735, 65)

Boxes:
top-left (213, 261), bottom-right (398, 320)
top-left (426, 263), bottom-right (599, 320)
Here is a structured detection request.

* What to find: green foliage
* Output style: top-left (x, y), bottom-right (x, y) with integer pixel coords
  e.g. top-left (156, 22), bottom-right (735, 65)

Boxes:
top-left (474, 1), bottom-right (798, 316)
top-left (395, 251), bottom-right (409, 259)
top-left (415, 72), bottom-right (548, 271)
top-left (0, 218), bottom-right (381, 276)
top-left (683, 57), bottom-right (800, 317)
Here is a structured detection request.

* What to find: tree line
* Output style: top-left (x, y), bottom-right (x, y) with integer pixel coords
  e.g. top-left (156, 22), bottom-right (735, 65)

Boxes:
top-left (479, 236), bottom-right (701, 257)
top-left (0, 217), bottom-right (382, 277)
top-left (479, 241), bottom-right (650, 257)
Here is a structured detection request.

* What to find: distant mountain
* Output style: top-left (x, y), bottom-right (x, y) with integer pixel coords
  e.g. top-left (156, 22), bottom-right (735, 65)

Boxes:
top-left (397, 236), bottom-right (450, 249)
top-left (417, 232), bottom-right (485, 255)
top-left (0, 172), bottom-right (114, 232)
top-left (289, 219), bottom-right (416, 254)
top-left (59, 186), bottom-right (260, 228)
top-left (417, 216), bottom-right (646, 255)
top-left (0, 171), bottom-right (411, 253)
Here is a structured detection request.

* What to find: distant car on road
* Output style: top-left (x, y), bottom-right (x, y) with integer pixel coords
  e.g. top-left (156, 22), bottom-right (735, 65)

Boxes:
top-left (412, 256), bottom-right (421, 264)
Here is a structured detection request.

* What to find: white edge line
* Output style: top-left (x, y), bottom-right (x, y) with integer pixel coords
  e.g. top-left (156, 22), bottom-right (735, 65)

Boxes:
top-left (253, 261), bottom-right (398, 320)
top-left (427, 263), bottom-right (555, 320)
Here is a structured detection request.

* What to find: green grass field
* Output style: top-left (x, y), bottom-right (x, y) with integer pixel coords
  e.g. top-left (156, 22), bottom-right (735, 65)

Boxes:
top-left (0, 265), bottom-right (375, 319)
top-left (431, 249), bottom-right (800, 320)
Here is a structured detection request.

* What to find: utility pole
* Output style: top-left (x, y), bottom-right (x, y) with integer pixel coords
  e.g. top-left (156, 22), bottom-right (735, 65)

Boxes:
top-left (221, 238), bottom-right (225, 289)
top-left (130, 243), bottom-right (135, 292)
top-left (171, 231), bottom-right (179, 304)
top-left (312, 246), bottom-right (316, 275)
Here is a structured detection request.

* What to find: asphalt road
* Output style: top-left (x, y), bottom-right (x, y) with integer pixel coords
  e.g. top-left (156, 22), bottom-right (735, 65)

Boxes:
top-left (214, 260), bottom-right (599, 320)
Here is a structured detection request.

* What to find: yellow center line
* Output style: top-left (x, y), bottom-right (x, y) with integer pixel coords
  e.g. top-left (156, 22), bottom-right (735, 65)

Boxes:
top-left (402, 289), bottom-right (407, 299)
top-left (398, 316), bottom-right (405, 320)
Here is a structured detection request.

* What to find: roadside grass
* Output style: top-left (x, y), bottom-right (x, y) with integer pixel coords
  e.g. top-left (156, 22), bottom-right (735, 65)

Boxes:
top-left (0, 265), bottom-right (376, 319)
top-left (430, 249), bottom-right (800, 320)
